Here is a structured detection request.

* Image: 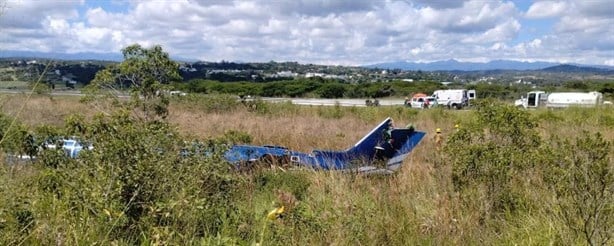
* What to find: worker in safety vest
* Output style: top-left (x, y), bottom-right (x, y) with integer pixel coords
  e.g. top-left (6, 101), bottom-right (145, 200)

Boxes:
top-left (434, 128), bottom-right (443, 150)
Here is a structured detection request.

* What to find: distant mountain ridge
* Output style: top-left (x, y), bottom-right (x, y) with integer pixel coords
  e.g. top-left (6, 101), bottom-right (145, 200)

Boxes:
top-left (1, 50), bottom-right (612, 72)
top-left (367, 59), bottom-right (613, 71)
top-left (538, 64), bottom-right (614, 74)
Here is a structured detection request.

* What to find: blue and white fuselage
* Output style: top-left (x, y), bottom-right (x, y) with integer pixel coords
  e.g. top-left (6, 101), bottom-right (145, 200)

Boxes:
top-left (224, 118), bottom-right (426, 174)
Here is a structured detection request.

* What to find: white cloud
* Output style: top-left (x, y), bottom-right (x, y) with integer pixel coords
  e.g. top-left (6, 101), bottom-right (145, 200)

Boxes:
top-left (525, 1), bottom-right (568, 18)
top-left (2, 0), bottom-right (81, 28)
top-left (529, 39), bottom-right (542, 48)
top-left (418, 1), bottom-right (518, 33)
top-left (490, 42), bottom-right (506, 51)
top-left (575, 0), bottom-right (613, 17)
top-left (0, 0), bottom-right (612, 66)
top-left (410, 0), bottom-right (470, 9)
top-left (462, 19), bottom-right (521, 44)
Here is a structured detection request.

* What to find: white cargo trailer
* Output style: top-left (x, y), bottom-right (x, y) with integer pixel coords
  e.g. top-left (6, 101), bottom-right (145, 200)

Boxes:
top-left (515, 91), bottom-right (607, 109)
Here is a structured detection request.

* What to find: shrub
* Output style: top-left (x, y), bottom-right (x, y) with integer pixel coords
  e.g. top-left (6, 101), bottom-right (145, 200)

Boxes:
top-left (445, 100), bottom-right (541, 216)
top-left (544, 132), bottom-right (613, 246)
top-left (21, 111), bottom-right (242, 244)
top-left (0, 113), bottom-right (36, 160)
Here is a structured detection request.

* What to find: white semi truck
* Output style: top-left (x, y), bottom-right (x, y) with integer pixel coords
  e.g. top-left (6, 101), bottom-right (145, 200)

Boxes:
top-left (431, 89), bottom-right (476, 109)
top-left (514, 91), bottom-right (610, 109)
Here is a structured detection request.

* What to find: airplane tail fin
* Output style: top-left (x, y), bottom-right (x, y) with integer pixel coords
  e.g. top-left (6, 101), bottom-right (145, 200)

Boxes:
top-left (312, 117), bottom-right (425, 174)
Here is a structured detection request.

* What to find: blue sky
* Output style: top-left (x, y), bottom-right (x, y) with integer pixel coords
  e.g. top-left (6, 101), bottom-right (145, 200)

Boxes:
top-left (1, 0), bottom-right (612, 66)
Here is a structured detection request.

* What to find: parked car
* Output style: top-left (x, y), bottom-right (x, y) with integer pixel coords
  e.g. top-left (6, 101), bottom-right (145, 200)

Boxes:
top-left (410, 96), bottom-right (437, 109)
top-left (44, 138), bottom-right (93, 158)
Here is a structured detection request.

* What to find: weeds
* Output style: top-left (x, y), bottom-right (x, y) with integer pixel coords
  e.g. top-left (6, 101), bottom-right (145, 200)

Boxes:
top-left (0, 94), bottom-right (612, 245)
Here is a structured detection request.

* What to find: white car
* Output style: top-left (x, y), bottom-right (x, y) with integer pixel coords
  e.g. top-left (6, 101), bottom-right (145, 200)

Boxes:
top-left (44, 138), bottom-right (93, 158)
top-left (410, 97), bottom-right (437, 109)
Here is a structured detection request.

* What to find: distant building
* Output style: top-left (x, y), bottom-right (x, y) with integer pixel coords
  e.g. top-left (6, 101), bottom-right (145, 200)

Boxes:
top-left (515, 79), bottom-right (533, 85)
top-left (305, 72), bottom-right (324, 78)
top-left (276, 71), bottom-right (297, 77)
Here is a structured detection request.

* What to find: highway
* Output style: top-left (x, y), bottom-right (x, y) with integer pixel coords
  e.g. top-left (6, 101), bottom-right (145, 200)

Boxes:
top-left (0, 89), bottom-right (407, 107)
top-left (0, 89), bottom-right (84, 97)
top-left (260, 97), bottom-right (406, 107)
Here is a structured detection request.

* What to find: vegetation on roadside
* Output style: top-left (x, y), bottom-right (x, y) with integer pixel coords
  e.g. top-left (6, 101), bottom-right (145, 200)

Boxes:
top-left (0, 45), bottom-right (612, 245)
top-left (0, 92), bottom-right (611, 245)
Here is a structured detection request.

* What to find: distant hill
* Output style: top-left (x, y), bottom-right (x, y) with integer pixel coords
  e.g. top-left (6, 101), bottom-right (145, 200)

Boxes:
top-left (366, 59), bottom-right (614, 71)
top-left (539, 64), bottom-right (614, 74)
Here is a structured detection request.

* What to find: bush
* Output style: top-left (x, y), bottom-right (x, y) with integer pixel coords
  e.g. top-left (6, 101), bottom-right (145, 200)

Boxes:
top-left (445, 100), bottom-right (541, 216)
top-left (544, 132), bottom-right (613, 246)
top-left (11, 111), bottom-right (243, 244)
top-left (0, 113), bottom-right (37, 160)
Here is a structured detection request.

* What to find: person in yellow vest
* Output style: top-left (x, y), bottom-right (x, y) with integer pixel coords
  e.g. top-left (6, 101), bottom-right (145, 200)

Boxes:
top-left (454, 124), bottom-right (460, 132)
top-left (434, 128), bottom-right (443, 150)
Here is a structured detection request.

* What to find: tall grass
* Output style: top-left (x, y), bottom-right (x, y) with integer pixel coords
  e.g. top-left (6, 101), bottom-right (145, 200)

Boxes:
top-left (0, 94), bottom-right (612, 245)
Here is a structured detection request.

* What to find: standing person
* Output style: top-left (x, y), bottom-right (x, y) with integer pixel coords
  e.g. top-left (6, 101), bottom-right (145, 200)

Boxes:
top-left (434, 128), bottom-right (443, 151)
top-left (383, 120), bottom-right (394, 144)
top-left (374, 120), bottom-right (395, 165)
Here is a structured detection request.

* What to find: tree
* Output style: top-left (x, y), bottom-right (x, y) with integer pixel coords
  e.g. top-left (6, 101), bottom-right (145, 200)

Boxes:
top-left (83, 44), bottom-right (181, 121)
top-left (316, 83), bottom-right (346, 98)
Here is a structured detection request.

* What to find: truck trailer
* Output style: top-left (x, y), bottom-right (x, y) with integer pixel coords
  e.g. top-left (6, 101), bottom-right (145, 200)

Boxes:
top-left (514, 91), bottom-right (609, 109)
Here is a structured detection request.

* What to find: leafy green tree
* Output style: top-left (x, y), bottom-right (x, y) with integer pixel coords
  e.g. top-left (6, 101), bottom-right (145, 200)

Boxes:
top-left (84, 44), bottom-right (181, 121)
top-left (597, 81), bottom-right (614, 99)
top-left (563, 80), bottom-right (589, 90)
top-left (316, 83), bottom-right (346, 98)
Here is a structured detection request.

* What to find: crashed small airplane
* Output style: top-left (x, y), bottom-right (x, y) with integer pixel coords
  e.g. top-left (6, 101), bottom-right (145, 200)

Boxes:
top-left (224, 118), bottom-right (425, 175)
top-left (18, 118), bottom-right (424, 175)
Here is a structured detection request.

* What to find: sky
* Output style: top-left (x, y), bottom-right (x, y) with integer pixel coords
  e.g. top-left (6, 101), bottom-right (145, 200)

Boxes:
top-left (0, 0), bottom-right (612, 66)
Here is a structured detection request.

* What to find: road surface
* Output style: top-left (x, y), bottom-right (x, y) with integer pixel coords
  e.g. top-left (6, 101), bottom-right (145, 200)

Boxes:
top-left (260, 97), bottom-right (406, 107)
top-left (0, 89), bottom-right (407, 107)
